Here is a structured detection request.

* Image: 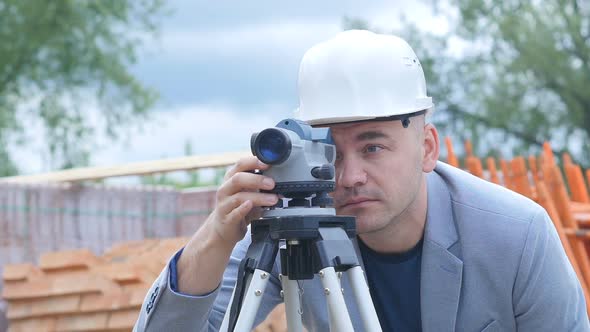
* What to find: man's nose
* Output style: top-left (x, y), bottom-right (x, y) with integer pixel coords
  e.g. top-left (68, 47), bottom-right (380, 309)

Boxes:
top-left (337, 157), bottom-right (367, 188)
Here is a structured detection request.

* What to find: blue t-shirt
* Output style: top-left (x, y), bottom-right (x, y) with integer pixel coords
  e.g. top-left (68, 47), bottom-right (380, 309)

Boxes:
top-left (358, 237), bottom-right (423, 332)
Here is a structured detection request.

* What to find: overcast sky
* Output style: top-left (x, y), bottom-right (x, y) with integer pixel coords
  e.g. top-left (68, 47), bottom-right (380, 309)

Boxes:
top-left (16, 1), bottom-right (449, 175)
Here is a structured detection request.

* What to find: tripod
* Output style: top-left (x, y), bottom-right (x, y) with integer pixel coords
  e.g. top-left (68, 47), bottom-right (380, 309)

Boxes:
top-left (219, 196), bottom-right (382, 331)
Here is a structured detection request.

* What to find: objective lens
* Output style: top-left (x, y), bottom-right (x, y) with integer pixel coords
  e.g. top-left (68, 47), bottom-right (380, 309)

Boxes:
top-left (259, 136), bottom-right (285, 162)
top-left (252, 128), bottom-right (292, 165)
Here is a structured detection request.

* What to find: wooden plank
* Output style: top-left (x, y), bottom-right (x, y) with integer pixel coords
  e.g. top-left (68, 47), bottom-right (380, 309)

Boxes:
top-left (39, 249), bottom-right (103, 271)
top-left (56, 312), bottom-right (109, 331)
top-left (0, 151), bottom-right (250, 183)
top-left (2, 274), bottom-right (120, 300)
top-left (2, 263), bottom-right (43, 282)
top-left (107, 308), bottom-right (141, 330)
top-left (6, 294), bottom-right (81, 319)
top-left (576, 213), bottom-right (590, 225)
top-left (121, 283), bottom-right (155, 306)
top-left (7, 317), bottom-right (57, 332)
top-left (79, 291), bottom-right (143, 312)
top-left (96, 264), bottom-right (140, 283)
top-left (564, 228), bottom-right (590, 239)
top-left (572, 202), bottom-right (590, 214)
top-left (102, 239), bottom-right (160, 261)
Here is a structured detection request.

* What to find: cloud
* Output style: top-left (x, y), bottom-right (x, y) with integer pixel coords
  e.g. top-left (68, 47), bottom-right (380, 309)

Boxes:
top-left (164, 0), bottom-right (413, 31)
top-left (155, 21), bottom-right (342, 62)
top-left (135, 20), bottom-right (344, 108)
top-left (150, 3), bottom-right (440, 61)
top-left (135, 2), bottom-right (443, 108)
top-left (91, 102), bottom-right (293, 167)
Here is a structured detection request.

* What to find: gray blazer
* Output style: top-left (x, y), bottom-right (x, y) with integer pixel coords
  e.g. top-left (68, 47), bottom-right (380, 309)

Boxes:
top-left (134, 161), bottom-right (590, 331)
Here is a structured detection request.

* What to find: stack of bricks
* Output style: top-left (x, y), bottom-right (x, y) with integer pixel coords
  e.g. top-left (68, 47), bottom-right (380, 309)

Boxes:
top-left (1, 237), bottom-right (188, 332)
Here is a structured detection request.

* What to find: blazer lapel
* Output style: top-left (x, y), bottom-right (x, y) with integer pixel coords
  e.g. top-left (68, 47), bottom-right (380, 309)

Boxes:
top-left (420, 168), bottom-right (463, 332)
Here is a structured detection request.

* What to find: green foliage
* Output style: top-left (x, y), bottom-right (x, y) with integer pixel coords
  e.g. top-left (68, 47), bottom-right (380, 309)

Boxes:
top-left (342, 16), bottom-right (371, 31)
top-left (445, 0), bottom-right (590, 164)
top-left (344, 0), bottom-right (590, 165)
top-left (0, 0), bottom-right (167, 175)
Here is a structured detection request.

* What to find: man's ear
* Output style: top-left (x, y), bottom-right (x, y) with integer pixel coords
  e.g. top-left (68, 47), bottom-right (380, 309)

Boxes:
top-left (422, 123), bottom-right (439, 172)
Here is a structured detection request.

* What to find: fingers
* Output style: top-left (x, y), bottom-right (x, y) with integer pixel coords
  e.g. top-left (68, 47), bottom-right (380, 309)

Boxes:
top-left (218, 156), bottom-right (274, 197)
top-left (206, 156), bottom-right (279, 246)
top-left (217, 171), bottom-right (275, 200)
top-left (224, 156), bottom-right (270, 182)
top-left (217, 191), bottom-right (279, 218)
top-left (225, 200), bottom-right (253, 226)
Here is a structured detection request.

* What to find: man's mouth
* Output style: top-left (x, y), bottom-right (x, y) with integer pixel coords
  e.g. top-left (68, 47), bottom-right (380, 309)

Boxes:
top-left (338, 197), bottom-right (378, 209)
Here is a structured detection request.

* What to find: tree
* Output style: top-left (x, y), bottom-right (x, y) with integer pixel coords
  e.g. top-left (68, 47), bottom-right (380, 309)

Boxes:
top-left (345, 0), bottom-right (590, 166)
top-left (441, 0), bottom-right (590, 165)
top-left (0, 0), bottom-right (167, 176)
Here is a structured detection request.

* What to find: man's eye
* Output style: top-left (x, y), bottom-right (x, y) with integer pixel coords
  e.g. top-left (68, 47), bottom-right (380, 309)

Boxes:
top-left (365, 145), bottom-right (382, 153)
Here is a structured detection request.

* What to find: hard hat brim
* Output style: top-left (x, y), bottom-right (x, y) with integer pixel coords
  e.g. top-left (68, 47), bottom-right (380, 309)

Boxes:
top-left (306, 108), bottom-right (433, 127)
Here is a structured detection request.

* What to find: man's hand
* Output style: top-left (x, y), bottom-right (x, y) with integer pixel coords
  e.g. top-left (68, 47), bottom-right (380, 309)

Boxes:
top-left (176, 156), bottom-right (279, 295)
top-left (208, 157), bottom-right (279, 246)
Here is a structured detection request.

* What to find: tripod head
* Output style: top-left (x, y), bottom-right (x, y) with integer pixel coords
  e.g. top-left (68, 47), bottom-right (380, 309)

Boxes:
top-left (250, 119), bottom-right (337, 217)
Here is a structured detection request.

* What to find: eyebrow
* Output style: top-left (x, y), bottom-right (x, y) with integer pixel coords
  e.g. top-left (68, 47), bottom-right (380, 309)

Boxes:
top-left (355, 130), bottom-right (390, 141)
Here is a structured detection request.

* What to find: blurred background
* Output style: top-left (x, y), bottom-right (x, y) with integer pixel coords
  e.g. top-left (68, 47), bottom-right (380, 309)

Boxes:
top-left (3, 0), bottom-right (587, 182)
top-left (1, 1), bottom-right (590, 331)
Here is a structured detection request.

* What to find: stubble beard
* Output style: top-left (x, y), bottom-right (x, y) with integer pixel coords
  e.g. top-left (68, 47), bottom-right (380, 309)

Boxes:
top-left (356, 177), bottom-right (423, 237)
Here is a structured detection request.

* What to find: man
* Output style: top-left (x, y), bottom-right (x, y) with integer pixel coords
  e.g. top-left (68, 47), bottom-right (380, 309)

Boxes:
top-left (135, 30), bottom-right (589, 331)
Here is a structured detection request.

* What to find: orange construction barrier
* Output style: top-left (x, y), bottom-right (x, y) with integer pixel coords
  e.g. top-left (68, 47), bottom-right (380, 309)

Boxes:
top-left (510, 157), bottom-right (533, 198)
top-left (536, 181), bottom-right (590, 314)
top-left (543, 142), bottom-right (555, 165)
top-left (528, 155), bottom-right (540, 188)
top-left (445, 137), bottom-right (459, 168)
top-left (486, 157), bottom-right (500, 184)
top-left (543, 163), bottom-right (590, 293)
top-left (499, 158), bottom-right (513, 190)
top-left (565, 163), bottom-right (590, 203)
top-left (464, 139), bottom-right (473, 157)
top-left (466, 156), bottom-right (484, 178)
top-left (563, 152), bottom-right (573, 167)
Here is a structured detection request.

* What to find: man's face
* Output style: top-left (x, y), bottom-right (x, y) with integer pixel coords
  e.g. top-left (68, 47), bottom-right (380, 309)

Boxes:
top-left (330, 118), bottom-right (433, 235)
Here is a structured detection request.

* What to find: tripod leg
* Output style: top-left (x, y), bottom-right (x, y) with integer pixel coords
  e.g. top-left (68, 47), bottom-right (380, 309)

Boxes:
top-left (319, 267), bottom-right (354, 332)
top-left (230, 269), bottom-right (271, 331)
top-left (222, 220), bottom-right (279, 331)
top-left (347, 266), bottom-right (382, 332)
top-left (221, 257), bottom-right (256, 332)
top-left (279, 274), bottom-right (304, 332)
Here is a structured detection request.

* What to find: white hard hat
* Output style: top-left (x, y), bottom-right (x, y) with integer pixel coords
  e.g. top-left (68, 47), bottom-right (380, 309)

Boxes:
top-left (295, 30), bottom-right (434, 126)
